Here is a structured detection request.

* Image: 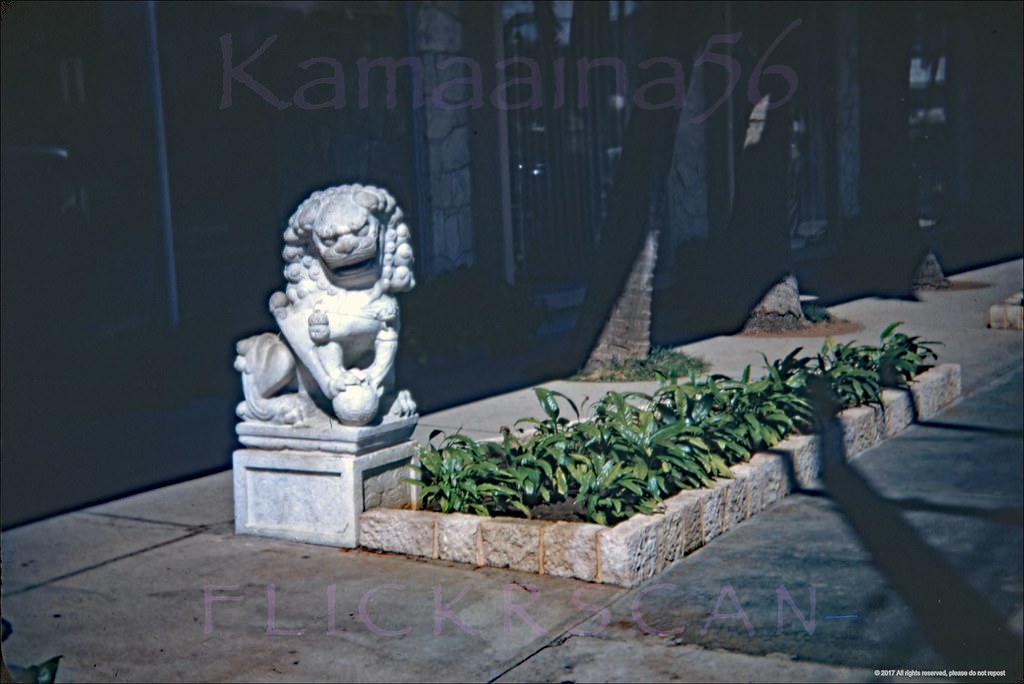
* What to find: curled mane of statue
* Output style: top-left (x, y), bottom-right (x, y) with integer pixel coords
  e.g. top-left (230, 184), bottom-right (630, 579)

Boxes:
top-left (234, 184), bottom-right (417, 427)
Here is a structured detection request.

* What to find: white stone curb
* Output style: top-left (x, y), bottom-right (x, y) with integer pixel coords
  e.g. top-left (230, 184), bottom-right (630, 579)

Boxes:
top-left (359, 364), bottom-right (962, 587)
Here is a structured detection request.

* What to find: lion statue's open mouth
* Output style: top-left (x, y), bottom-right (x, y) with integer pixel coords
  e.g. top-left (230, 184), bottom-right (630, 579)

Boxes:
top-left (320, 249), bottom-right (378, 286)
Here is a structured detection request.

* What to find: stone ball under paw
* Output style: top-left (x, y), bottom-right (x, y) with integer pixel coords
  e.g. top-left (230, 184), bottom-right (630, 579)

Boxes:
top-left (332, 384), bottom-right (379, 425)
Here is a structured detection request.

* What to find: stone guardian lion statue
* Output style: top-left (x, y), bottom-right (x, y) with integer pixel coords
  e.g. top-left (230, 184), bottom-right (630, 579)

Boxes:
top-left (234, 184), bottom-right (417, 427)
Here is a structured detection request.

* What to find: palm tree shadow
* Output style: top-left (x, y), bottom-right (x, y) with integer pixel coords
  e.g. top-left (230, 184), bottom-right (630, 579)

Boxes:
top-left (799, 377), bottom-right (1022, 677)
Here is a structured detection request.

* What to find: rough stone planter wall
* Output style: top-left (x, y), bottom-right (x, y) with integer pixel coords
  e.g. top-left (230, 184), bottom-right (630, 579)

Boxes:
top-left (359, 364), bottom-right (962, 587)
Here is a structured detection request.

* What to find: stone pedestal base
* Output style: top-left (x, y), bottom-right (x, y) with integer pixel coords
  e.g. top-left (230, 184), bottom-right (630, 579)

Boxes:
top-left (236, 415), bottom-right (417, 454)
top-left (233, 441), bottom-right (416, 548)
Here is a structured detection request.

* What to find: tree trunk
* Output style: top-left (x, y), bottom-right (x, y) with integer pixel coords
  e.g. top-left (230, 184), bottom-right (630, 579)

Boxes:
top-left (583, 229), bottom-right (658, 370)
top-left (567, 3), bottom-right (709, 373)
top-left (743, 273), bottom-right (808, 333)
top-left (721, 8), bottom-right (806, 332)
top-left (855, 4), bottom-right (921, 295)
top-left (913, 250), bottom-right (950, 290)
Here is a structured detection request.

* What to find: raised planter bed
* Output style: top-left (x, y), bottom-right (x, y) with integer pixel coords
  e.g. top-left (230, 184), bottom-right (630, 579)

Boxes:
top-left (359, 364), bottom-right (961, 587)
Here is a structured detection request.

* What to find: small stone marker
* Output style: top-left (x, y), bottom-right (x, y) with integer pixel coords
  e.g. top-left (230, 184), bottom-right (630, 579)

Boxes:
top-left (232, 184), bottom-right (419, 547)
top-left (913, 250), bottom-right (951, 290)
top-left (988, 291), bottom-right (1024, 330)
top-left (744, 273), bottom-right (808, 333)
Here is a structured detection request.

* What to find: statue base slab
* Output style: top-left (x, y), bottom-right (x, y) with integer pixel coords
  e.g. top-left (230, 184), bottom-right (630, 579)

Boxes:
top-left (236, 414), bottom-right (417, 455)
top-left (233, 440), bottom-right (416, 548)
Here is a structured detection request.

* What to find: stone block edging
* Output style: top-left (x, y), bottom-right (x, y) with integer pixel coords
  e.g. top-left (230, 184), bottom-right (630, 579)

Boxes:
top-left (359, 364), bottom-right (962, 587)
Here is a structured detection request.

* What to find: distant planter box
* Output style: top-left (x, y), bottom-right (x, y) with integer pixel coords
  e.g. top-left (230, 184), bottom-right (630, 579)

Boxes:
top-left (989, 292), bottom-right (1024, 330)
top-left (359, 364), bottom-right (962, 587)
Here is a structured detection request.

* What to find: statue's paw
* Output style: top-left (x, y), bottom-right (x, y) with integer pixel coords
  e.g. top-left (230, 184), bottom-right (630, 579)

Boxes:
top-left (277, 394), bottom-right (320, 425)
top-left (238, 394), bottom-right (317, 426)
top-left (394, 390), bottom-right (417, 417)
top-left (327, 376), bottom-right (347, 397)
top-left (280, 407), bottom-right (303, 424)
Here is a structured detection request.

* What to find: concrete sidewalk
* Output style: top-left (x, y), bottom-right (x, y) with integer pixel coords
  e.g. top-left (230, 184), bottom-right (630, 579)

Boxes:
top-left (2, 260), bottom-right (1021, 683)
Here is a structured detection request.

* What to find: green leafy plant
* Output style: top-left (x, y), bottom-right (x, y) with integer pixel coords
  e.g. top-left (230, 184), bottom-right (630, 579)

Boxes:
top-left (596, 393), bottom-right (694, 496)
top-left (816, 337), bottom-right (882, 408)
top-left (801, 302), bottom-right (833, 323)
top-left (520, 389), bottom-right (664, 525)
top-left (509, 388), bottom-right (586, 508)
top-left (652, 376), bottom-right (748, 470)
top-left (877, 322), bottom-right (939, 387)
top-left (710, 367), bottom-right (811, 453)
top-left (407, 431), bottom-right (516, 516)
top-left (5, 656), bottom-right (62, 684)
top-left (408, 323), bottom-right (940, 526)
top-left (1, 619), bottom-right (61, 684)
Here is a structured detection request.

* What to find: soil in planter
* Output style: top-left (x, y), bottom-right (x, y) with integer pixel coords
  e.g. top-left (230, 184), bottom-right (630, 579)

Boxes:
top-left (529, 499), bottom-right (589, 523)
top-left (416, 499), bottom-right (591, 523)
top-left (934, 280), bottom-right (991, 292)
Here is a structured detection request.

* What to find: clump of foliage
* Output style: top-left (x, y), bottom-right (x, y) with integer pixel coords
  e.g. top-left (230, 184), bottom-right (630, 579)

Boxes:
top-left (409, 323), bottom-right (939, 526)
top-left (572, 347), bottom-right (708, 382)
top-left (816, 337), bottom-right (882, 408)
top-left (1, 618), bottom-right (62, 684)
top-left (876, 322), bottom-right (940, 387)
top-left (801, 302), bottom-right (833, 323)
top-left (410, 433), bottom-right (517, 516)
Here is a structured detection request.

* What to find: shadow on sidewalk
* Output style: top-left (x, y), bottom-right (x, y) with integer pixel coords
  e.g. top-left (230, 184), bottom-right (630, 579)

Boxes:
top-left (805, 378), bottom-right (1022, 680)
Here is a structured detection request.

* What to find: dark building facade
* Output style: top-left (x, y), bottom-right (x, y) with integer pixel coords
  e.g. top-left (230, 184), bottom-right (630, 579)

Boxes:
top-left (2, 1), bottom-right (1021, 526)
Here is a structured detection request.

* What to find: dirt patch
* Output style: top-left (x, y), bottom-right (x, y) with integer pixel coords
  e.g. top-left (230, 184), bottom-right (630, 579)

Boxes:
top-left (418, 500), bottom-right (589, 523)
top-left (739, 318), bottom-right (864, 338)
top-left (741, 312), bottom-right (808, 335)
top-left (530, 500), bottom-right (588, 522)
top-left (935, 280), bottom-right (991, 292)
top-left (570, 347), bottom-right (708, 382)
